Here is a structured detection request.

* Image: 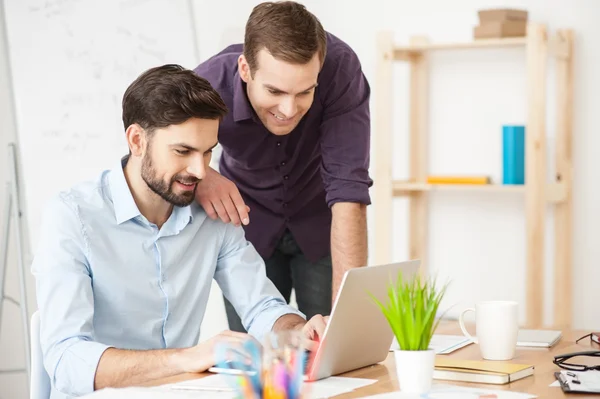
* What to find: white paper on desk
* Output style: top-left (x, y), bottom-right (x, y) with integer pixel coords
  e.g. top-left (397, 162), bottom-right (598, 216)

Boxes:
top-left (171, 374), bottom-right (376, 398)
top-left (391, 335), bottom-right (473, 354)
top-left (360, 383), bottom-right (536, 398)
top-left (306, 376), bottom-right (377, 398)
top-left (82, 385), bottom-right (235, 398)
top-left (170, 374), bottom-right (235, 392)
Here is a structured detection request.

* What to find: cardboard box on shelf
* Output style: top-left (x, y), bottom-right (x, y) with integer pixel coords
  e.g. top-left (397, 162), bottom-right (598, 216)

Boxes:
top-left (473, 8), bottom-right (528, 39)
top-left (474, 20), bottom-right (528, 39)
top-left (478, 8), bottom-right (528, 23)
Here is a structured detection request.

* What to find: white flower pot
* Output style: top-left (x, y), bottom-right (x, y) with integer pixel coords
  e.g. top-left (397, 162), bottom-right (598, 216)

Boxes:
top-left (394, 349), bottom-right (435, 394)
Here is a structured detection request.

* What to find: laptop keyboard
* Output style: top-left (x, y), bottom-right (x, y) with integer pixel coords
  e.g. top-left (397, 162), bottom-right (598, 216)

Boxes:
top-left (303, 349), bottom-right (312, 374)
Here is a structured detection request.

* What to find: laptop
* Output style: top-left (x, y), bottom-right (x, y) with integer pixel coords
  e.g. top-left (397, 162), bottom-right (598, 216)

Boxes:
top-left (208, 260), bottom-right (420, 381)
top-left (304, 260), bottom-right (420, 381)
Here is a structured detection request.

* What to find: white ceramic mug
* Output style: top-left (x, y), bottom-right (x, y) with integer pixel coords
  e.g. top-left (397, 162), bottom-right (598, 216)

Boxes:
top-left (458, 301), bottom-right (518, 361)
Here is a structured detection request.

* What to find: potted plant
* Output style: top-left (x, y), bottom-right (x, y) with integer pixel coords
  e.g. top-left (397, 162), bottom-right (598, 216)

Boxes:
top-left (371, 271), bottom-right (448, 394)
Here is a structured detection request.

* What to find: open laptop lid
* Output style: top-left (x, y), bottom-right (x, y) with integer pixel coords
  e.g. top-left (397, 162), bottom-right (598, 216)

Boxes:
top-left (306, 260), bottom-right (421, 381)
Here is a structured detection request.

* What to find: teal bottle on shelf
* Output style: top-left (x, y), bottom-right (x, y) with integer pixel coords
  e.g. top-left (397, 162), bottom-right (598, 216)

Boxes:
top-left (502, 125), bottom-right (525, 185)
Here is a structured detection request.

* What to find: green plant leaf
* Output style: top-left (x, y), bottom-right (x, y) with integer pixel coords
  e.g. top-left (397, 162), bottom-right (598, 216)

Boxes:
top-left (370, 269), bottom-right (450, 351)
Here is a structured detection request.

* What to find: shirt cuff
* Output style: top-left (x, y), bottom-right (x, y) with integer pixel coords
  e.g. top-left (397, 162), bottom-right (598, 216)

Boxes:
top-left (326, 182), bottom-right (371, 208)
top-left (247, 302), bottom-right (305, 342)
top-left (53, 340), bottom-right (112, 397)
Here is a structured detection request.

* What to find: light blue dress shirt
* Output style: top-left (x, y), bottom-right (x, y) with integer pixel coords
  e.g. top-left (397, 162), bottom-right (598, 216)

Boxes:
top-left (31, 158), bottom-right (304, 399)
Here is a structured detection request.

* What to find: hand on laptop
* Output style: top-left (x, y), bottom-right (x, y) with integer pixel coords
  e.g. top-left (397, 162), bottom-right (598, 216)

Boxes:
top-left (302, 314), bottom-right (329, 351)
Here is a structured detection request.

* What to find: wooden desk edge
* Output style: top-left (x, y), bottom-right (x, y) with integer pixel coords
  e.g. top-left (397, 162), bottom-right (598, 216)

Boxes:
top-left (139, 322), bottom-right (599, 398)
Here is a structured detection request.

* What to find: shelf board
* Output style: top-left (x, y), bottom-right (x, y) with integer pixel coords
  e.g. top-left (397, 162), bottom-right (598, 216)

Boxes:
top-left (393, 37), bottom-right (527, 59)
top-left (392, 181), bottom-right (567, 203)
top-left (392, 181), bottom-right (525, 195)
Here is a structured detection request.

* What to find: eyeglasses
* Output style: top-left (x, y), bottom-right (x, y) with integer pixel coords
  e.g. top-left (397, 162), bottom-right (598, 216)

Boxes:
top-left (576, 332), bottom-right (600, 345)
top-left (553, 350), bottom-right (600, 371)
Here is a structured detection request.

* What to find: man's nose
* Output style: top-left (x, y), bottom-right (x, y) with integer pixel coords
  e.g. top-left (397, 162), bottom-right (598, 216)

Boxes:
top-left (279, 96), bottom-right (297, 118)
top-left (186, 156), bottom-right (205, 180)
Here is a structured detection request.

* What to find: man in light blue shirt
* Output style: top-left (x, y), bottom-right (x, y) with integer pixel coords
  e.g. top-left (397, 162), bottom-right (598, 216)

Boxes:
top-left (31, 64), bottom-right (327, 399)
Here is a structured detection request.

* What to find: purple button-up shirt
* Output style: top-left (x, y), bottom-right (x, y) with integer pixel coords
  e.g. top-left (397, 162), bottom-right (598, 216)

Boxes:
top-left (193, 32), bottom-right (372, 262)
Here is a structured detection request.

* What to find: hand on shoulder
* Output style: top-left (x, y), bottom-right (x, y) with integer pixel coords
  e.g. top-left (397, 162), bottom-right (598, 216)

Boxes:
top-left (195, 167), bottom-right (250, 226)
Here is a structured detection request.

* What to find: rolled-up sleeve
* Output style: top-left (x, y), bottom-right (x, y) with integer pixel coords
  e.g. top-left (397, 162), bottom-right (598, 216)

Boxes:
top-left (319, 48), bottom-right (373, 208)
top-left (214, 224), bottom-right (304, 341)
top-left (30, 194), bottom-right (111, 397)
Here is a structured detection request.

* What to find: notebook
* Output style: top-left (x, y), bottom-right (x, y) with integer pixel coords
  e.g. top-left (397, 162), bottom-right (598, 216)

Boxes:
top-left (517, 329), bottom-right (562, 348)
top-left (433, 358), bottom-right (534, 385)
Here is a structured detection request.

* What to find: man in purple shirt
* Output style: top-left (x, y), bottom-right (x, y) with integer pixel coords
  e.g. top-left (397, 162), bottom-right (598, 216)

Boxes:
top-left (193, 1), bottom-right (372, 332)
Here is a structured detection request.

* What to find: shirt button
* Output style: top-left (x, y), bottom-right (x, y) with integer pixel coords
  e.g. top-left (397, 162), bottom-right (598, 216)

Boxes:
top-left (280, 161), bottom-right (286, 166)
top-left (283, 175), bottom-right (289, 180)
top-left (276, 141), bottom-right (282, 147)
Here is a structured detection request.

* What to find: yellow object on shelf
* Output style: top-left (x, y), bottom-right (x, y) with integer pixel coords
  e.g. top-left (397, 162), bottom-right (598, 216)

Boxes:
top-left (426, 176), bottom-right (491, 185)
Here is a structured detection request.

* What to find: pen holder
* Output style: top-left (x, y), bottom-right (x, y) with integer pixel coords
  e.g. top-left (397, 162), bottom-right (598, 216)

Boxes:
top-left (261, 330), bottom-right (309, 399)
top-left (215, 330), bottom-right (310, 399)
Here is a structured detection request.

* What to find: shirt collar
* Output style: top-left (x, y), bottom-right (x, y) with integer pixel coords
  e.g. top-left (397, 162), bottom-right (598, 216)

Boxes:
top-left (158, 201), bottom-right (194, 238)
top-left (108, 156), bottom-right (194, 228)
top-left (109, 156), bottom-right (142, 225)
top-left (171, 202), bottom-right (194, 232)
top-left (232, 71), bottom-right (256, 122)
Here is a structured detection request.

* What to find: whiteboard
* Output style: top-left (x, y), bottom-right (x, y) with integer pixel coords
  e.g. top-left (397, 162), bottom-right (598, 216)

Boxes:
top-left (3, 0), bottom-right (199, 249)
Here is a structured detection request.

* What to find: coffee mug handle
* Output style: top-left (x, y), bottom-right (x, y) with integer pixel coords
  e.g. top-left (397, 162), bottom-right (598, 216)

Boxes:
top-left (458, 308), bottom-right (478, 344)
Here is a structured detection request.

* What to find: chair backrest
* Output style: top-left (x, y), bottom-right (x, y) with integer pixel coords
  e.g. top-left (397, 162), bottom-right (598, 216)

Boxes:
top-left (30, 310), bottom-right (51, 399)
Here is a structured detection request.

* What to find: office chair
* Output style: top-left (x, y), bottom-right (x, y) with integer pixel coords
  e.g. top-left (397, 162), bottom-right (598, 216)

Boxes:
top-left (30, 310), bottom-right (51, 399)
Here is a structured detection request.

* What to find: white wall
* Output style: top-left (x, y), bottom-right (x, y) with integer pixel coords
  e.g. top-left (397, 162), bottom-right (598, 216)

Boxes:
top-left (0, 0), bottom-right (599, 398)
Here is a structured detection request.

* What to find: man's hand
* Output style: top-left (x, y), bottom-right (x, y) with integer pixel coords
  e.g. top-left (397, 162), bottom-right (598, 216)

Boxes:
top-left (195, 167), bottom-right (250, 226)
top-left (301, 315), bottom-right (329, 351)
top-left (302, 314), bottom-right (328, 341)
top-left (176, 330), bottom-right (252, 373)
top-left (273, 313), bottom-right (329, 352)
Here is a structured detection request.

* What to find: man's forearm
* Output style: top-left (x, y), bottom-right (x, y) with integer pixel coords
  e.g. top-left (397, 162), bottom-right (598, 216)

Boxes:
top-left (94, 347), bottom-right (187, 390)
top-left (331, 202), bottom-right (368, 302)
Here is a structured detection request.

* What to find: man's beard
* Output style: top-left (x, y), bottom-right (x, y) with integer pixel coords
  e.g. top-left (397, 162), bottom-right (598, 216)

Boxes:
top-left (141, 152), bottom-right (199, 207)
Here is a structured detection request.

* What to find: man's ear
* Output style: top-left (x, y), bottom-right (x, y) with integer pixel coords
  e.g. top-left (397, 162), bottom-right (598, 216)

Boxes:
top-left (125, 124), bottom-right (146, 157)
top-left (238, 54), bottom-right (252, 83)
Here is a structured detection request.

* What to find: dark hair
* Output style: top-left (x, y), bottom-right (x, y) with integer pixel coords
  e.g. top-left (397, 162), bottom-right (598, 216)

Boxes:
top-left (244, 1), bottom-right (327, 74)
top-left (122, 64), bottom-right (228, 132)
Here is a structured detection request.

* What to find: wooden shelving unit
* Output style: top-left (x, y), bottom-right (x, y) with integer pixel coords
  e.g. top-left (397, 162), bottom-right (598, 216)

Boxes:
top-left (373, 24), bottom-right (574, 329)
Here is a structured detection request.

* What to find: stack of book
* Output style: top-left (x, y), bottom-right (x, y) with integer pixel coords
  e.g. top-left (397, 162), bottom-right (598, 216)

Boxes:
top-left (474, 8), bottom-right (528, 39)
